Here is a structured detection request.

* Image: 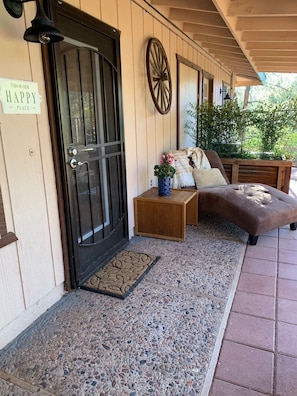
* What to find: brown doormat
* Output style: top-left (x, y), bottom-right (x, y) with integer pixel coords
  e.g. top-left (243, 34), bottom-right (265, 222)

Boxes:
top-left (82, 250), bottom-right (160, 299)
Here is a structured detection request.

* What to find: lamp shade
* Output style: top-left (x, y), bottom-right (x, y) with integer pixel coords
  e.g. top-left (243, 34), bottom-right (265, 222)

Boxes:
top-left (3, 0), bottom-right (23, 18)
top-left (223, 92), bottom-right (231, 101)
top-left (23, 0), bottom-right (64, 43)
top-left (24, 23), bottom-right (64, 44)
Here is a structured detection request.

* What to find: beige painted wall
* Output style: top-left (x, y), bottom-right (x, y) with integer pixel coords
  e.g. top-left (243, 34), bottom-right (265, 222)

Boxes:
top-left (0, 1), bottom-right (65, 348)
top-left (62, 0), bottom-right (231, 236)
top-left (0, 0), bottom-right (231, 347)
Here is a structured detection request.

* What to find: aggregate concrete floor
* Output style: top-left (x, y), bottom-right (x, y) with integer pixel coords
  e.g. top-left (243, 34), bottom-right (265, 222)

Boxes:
top-left (0, 214), bottom-right (248, 395)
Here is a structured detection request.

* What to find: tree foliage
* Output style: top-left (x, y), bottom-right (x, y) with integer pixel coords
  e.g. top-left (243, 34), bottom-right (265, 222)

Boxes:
top-left (186, 73), bottom-right (297, 159)
top-left (248, 103), bottom-right (289, 154)
top-left (235, 73), bottom-right (297, 108)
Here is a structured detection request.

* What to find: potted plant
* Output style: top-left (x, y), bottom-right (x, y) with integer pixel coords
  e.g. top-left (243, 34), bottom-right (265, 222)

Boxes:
top-left (154, 153), bottom-right (176, 196)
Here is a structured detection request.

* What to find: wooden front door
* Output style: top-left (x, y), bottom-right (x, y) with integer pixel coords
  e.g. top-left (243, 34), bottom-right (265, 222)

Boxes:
top-left (46, 3), bottom-right (128, 286)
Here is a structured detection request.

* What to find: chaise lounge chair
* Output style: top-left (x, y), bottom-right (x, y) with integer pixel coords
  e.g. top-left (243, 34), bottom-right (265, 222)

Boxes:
top-left (199, 150), bottom-right (297, 245)
top-left (170, 147), bottom-right (297, 245)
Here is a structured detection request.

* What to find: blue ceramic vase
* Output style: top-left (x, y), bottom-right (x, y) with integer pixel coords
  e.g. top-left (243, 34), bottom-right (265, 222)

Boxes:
top-left (158, 177), bottom-right (171, 196)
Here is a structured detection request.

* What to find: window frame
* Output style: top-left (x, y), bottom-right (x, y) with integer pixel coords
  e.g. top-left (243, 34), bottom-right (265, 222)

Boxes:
top-left (0, 186), bottom-right (17, 248)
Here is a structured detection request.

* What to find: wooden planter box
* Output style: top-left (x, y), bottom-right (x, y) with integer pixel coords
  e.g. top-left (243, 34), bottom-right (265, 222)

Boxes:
top-left (221, 158), bottom-right (292, 193)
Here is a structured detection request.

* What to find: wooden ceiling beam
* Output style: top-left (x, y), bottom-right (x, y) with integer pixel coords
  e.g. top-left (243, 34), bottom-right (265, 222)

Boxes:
top-left (254, 58), bottom-right (297, 64)
top-left (246, 42), bottom-right (297, 50)
top-left (257, 65), bottom-right (297, 72)
top-left (215, 59), bottom-right (253, 68)
top-left (236, 16), bottom-right (297, 31)
top-left (233, 69), bottom-right (259, 76)
top-left (209, 51), bottom-right (247, 60)
top-left (236, 81), bottom-right (262, 87)
top-left (204, 43), bottom-right (244, 54)
top-left (232, 70), bottom-right (258, 76)
top-left (211, 55), bottom-right (248, 65)
top-left (220, 65), bottom-right (254, 73)
top-left (183, 22), bottom-right (233, 38)
top-left (227, 0), bottom-right (297, 17)
top-left (150, 0), bottom-right (217, 12)
top-left (249, 50), bottom-right (297, 57)
top-left (242, 31), bottom-right (297, 41)
top-left (169, 8), bottom-right (225, 27)
top-left (194, 34), bottom-right (238, 45)
top-left (208, 49), bottom-right (244, 57)
top-left (217, 58), bottom-right (253, 66)
top-left (201, 40), bottom-right (240, 49)
top-left (151, 0), bottom-right (297, 78)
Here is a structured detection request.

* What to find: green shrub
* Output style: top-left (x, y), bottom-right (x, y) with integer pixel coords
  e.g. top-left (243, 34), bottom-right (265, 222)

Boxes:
top-left (185, 99), bottom-right (297, 160)
top-left (185, 101), bottom-right (247, 157)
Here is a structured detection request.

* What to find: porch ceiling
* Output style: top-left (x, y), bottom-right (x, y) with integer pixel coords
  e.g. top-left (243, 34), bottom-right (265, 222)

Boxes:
top-left (149, 0), bottom-right (297, 86)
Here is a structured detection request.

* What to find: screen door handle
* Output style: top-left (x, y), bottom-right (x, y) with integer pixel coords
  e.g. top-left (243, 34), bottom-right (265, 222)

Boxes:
top-left (69, 158), bottom-right (88, 169)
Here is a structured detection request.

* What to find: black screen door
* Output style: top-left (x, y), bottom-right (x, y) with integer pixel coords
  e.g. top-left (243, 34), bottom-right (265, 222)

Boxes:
top-left (48, 3), bottom-right (128, 286)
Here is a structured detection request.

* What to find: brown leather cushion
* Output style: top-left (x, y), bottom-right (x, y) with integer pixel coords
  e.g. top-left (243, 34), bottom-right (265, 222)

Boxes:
top-left (199, 183), bottom-right (297, 236)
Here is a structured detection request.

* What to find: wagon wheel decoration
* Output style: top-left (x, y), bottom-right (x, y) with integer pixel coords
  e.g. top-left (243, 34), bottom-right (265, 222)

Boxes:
top-left (146, 38), bottom-right (172, 115)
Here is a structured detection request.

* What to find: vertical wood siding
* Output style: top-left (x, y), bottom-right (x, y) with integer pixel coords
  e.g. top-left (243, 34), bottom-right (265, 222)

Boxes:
top-left (63, 0), bottom-right (231, 236)
top-left (0, 1), bottom-right (65, 346)
top-left (0, 0), bottom-right (231, 346)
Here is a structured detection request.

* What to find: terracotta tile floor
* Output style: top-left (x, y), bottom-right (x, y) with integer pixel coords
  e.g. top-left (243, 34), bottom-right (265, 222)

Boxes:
top-left (209, 167), bottom-right (297, 396)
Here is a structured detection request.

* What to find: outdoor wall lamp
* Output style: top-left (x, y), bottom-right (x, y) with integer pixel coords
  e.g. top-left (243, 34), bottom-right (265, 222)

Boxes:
top-left (3, 0), bottom-right (64, 44)
top-left (220, 87), bottom-right (231, 101)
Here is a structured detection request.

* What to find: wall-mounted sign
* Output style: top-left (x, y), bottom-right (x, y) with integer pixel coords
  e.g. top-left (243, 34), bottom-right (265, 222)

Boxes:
top-left (0, 78), bottom-right (42, 114)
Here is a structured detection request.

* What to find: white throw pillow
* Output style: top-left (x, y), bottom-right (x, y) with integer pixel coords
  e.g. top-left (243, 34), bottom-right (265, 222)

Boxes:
top-left (170, 149), bottom-right (195, 188)
top-left (193, 168), bottom-right (227, 189)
